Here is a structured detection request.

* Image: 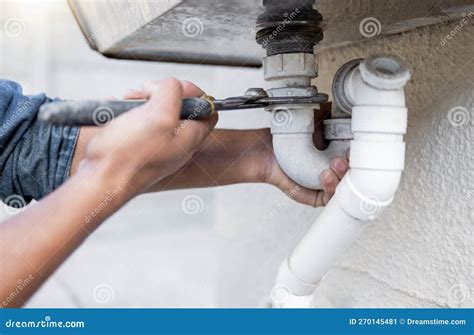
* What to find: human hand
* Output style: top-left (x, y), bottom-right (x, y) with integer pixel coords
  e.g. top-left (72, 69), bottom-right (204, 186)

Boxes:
top-left (81, 78), bottom-right (217, 197)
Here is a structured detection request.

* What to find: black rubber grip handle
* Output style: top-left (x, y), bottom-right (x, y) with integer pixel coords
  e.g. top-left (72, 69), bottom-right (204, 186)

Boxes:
top-left (38, 98), bottom-right (214, 126)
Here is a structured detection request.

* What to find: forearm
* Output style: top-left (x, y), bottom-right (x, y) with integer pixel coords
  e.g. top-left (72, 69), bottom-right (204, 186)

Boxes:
top-left (0, 161), bottom-right (132, 307)
top-left (71, 127), bottom-right (273, 192)
top-left (149, 128), bottom-right (271, 191)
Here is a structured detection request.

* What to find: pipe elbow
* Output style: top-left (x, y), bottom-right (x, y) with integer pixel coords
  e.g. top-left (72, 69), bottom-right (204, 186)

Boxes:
top-left (334, 55), bottom-right (410, 221)
top-left (334, 55), bottom-right (411, 114)
top-left (270, 107), bottom-right (349, 190)
top-left (272, 134), bottom-right (330, 189)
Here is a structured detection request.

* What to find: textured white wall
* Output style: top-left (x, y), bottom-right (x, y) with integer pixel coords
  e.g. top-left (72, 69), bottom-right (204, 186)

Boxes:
top-left (309, 21), bottom-right (474, 308)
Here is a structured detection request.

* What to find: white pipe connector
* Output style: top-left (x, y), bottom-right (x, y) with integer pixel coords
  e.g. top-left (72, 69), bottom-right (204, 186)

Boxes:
top-left (264, 53), bottom-right (347, 189)
top-left (272, 55), bottom-right (411, 307)
top-left (271, 107), bottom-right (333, 189)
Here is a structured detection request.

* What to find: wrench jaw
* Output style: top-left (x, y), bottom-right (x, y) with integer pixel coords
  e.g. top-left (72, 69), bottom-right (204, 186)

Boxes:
top-left (213, 88), bottom-right (329, 111)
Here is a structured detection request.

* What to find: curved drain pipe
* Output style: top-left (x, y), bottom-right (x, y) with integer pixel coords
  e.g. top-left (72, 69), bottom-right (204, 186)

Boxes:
top-left (270, 55), bottom-right (411, 307)
top-left (266, 53), bottom-right (348, 189)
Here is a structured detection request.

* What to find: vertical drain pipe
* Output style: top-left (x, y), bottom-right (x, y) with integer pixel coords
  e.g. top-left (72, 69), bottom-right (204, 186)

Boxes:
top-left (272, 55), bottom-right (411, 307)
top-left (257, 0), bottom-right (347, 190)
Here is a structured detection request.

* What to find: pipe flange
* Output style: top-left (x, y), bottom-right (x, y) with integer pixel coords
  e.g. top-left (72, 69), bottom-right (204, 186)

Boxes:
top-left (359, 55), bottom-right (411, 90)
top-left (332, 58), bottom-right (362, 115)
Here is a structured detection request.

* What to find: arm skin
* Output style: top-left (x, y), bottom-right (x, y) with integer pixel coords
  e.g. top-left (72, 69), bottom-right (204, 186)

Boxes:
top-left (0, 160), bottom-right (131, 307)
top-left (0, 79), bottom-right (348, 307)
top-left (72, 127), bottom-right (349, 207)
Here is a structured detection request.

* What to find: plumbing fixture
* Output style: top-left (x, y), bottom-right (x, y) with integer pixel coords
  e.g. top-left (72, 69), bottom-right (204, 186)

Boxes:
top-left (257, 0), bottom-right (348, 190)
top-left (272, 55), bottom-right (411, 307)
top-left (254, 0), bottom-right (412, 307)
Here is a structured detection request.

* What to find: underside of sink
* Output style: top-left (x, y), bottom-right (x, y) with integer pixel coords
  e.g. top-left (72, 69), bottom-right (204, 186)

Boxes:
top-left (69, 0), bottom-right (474, 67)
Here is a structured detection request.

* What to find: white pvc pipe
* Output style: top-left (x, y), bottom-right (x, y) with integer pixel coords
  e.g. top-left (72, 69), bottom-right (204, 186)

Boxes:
top-left (264, 52), bottom-right (348, 190)
top-left (271, 107), bottom-right (347, 190)
top-left (272, 55), bottom-right (411, 307)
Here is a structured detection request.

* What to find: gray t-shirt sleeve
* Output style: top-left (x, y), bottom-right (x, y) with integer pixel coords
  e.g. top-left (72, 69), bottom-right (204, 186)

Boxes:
top-left (0, 79), bottom-right (80, 204)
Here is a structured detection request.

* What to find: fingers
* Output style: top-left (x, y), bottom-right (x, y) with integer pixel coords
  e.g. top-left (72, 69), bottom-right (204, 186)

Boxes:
top-left (123, 89), bottom-right (146, 100)
top-left (169, 80), bottom-right (216, 151)
top-left (140, 78), bottom-right (183, 126)
top-left (285, 155), bottom-right (349, 207)
top-left (320, 169), bottom-right (339, 204)
top-left (276, 175), bottom-right (331, 207)
top-left (330, 156), bottom-right (349, 180)
top-left (125, 78), bottom-right (214, 154)
top-left (176, 79), bottom-right (217, 148)
top-left (124, 80), bottom-right (204, 99)
top-left (123, 80), bottom-right (206, 129)
top-left (173, 113), bottom-right (218, 154)
top-left (314, 191), bottom-right (326, 207)
top-left (318, 154), bottom-right (350, 205)
top-left (180, 80), bottom-right (205, 97)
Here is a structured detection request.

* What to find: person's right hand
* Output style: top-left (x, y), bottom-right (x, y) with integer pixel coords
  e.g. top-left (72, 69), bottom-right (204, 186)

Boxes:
top-left (81, 78), bottom-right (218, 198)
